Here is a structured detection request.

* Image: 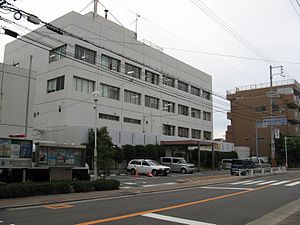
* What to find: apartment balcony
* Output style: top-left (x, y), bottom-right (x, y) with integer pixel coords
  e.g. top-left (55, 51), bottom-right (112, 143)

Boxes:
top-left (287, 109), bottom-right (300, 123)
top-left (283, 94), bottom-right (300, 109)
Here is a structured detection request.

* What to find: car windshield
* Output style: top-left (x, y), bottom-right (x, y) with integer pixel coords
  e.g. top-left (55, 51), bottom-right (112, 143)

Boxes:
top-left (179, 158), bottom-right (187, 163)
top-left (148, 160), bottom-right (160, 166)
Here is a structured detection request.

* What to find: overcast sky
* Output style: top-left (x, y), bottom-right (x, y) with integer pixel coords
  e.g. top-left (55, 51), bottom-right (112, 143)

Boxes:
top-left (1, 0), bottom-right (300, 139)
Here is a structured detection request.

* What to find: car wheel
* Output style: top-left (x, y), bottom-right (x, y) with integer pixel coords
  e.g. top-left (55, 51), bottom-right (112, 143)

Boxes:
top-left (152, 170), bottom-right (157, 176)
top-left (130, 169), bottom-right (136, 175)
top-left (181, 168), bottom-right (187, 174)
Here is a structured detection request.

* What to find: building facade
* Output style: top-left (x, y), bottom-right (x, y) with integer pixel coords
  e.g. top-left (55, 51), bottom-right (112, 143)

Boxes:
top-left (0, 63), bottom-right (36, 138)
top-left (3, 11), bottom-right (213, 146)
top-left (226, 80), bottom-right (300, 159)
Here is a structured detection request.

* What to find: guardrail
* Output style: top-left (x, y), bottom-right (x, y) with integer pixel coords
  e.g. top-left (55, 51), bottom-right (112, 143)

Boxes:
top-left (236, 166), bottom-right (286, 177)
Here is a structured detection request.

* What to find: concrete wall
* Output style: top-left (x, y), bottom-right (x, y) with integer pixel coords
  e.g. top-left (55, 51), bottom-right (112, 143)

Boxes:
top-left (0, 63), bottom-right (36, 138)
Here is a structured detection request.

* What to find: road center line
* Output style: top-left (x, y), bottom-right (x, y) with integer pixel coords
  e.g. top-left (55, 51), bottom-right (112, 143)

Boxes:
top-left (142, 213), bottom-right (216, 225)
top-left (76, 184), bottom-right (272, 225)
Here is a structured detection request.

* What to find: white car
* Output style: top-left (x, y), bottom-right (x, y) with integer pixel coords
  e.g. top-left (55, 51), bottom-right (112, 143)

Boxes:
top-left (127, 159), bottom-right (171, 176)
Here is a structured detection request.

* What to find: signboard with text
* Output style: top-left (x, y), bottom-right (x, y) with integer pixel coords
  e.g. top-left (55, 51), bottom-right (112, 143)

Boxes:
top-left (262, 117), bottom-right (287, 126)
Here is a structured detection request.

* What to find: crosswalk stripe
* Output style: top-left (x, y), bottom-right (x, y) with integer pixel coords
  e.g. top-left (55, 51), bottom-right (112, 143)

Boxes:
top-left (256, 180), bottom-right (278, 185)
top-left (242, 180), bottom-right (266, 185)
top-left (285, 181), bottom-right (300, 187)
top-left (231, 180), bottom-right (253, 185)
top-left (271, 181), bottom-right (291, 186)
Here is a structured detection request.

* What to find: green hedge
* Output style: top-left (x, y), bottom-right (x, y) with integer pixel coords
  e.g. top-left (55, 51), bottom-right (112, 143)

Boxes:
top-left (0, 179), bottom-right (120, 198)
top-left (123, 144), bottom-right (165, 162)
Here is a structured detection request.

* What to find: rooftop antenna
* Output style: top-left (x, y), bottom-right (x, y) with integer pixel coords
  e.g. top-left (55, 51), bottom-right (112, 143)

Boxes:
top-left (93, 0), bottom-right (98, 19)
top-left (135, 14), bottom-right (140, 37)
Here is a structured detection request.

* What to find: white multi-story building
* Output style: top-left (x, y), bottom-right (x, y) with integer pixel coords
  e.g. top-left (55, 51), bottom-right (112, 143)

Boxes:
top-left (3, 11), bottom-right (213, 146)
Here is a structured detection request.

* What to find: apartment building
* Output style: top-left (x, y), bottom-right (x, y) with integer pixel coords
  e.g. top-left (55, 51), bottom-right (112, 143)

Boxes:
top-left (226, 80), bottom-right (300, 159)
top-left (3, 11), bottom-right (213, 146)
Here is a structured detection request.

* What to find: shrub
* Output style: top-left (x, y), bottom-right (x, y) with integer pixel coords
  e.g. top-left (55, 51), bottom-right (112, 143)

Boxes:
top-left (72, 181), bottom-right (94, 192)
top-left (94, 179), bottom-right (120, 191)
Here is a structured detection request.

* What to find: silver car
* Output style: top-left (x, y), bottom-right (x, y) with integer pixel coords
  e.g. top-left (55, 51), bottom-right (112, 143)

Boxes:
top-left (127, 159), bottom-right (170, 176)
top-left (160, 157), bottom-right (197, 174)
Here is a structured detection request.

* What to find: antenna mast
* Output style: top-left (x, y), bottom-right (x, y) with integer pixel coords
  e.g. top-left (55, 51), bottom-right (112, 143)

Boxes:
top-left (93, 0), bottom-right (98, 19)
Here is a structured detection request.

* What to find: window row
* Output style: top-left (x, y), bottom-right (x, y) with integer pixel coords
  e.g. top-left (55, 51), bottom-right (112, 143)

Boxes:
top-left (48, 44), bottom-right (211, 100)
top-left (162, 124), bottom-right (212, 140)
top-left (46, 76), bottom-right (211, 121)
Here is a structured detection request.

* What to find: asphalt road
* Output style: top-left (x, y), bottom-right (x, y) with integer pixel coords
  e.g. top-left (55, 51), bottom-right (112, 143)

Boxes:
top-left (0, 171), bottom-right (299, 225)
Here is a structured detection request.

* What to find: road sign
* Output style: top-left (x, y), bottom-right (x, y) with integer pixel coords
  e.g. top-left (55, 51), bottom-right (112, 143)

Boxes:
top-left (262, 117), bottom-right (287, 126)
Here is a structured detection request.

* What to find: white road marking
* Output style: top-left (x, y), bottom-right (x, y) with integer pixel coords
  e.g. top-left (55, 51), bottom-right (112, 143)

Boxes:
top-left (256, 180), bottom-right (278, 185)
top-left (231, 180), bottom-right (253, 185)
top-left (142, 213), bottom-right (216, 225)
top-left (200, 186), bottom-right (253, 191)
top-left (242, 180), bottom-right (266, 185)
top-left (285, 181), bottom-right (300, 187)
top-left (142, 182), bottom-right (176, 187)
top-left (271, 180), bottom-right (291, 186)
top-left (0, 221), bottom-right (4, 223)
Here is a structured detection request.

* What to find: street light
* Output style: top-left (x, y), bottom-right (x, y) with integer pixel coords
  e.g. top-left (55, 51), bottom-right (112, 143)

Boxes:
top-left (92, 90), bottom-right (100, 180)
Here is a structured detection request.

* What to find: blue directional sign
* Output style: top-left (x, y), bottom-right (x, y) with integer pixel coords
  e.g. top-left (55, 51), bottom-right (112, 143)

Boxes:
top-left (262, 117), bottom-right (287, 126)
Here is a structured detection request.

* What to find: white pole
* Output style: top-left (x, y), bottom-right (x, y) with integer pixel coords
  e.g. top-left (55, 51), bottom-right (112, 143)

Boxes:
top-left (94, 99), bottom-right (98, 180)
top-left (25, 55), bottom-right (33, 138)
top-left (93, 0), bottom-right (98, 19)
top-left (284, 136), bottom-right (288, 168)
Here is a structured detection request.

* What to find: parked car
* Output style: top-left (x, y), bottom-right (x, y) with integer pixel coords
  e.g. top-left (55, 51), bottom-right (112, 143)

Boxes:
top-left (127, 159), bottom-right (170, 176)
top-left (247, 157), bottom-right (271, 168)
top-left (218, 159), bottom-right (232, 170)
top-left (160, 157), bottom-right (197, 174)
top-left (230, 159), bottom-right (255, 175)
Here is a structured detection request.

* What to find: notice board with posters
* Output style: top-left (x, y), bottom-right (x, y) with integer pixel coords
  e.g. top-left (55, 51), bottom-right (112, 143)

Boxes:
top-left (0, 137), bottom-right (32, 159)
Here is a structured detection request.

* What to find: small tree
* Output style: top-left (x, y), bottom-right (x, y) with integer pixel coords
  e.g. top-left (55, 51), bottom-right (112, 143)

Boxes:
top-left (87, 127), bottom-right (115, 176)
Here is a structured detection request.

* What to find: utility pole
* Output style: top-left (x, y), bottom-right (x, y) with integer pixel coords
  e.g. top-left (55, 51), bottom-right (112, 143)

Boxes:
top-left (25, 55), bottom-right (33, 138)
top-left (269, 65), bottom-right (284, 166)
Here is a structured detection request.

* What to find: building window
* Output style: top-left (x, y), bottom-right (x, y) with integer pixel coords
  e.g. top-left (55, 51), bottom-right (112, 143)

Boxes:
top-left (145, 95), bottom-right (159, 109)
top-left (124, 117), bottom-right (141, 124)
top-left (178, 104), bottom-right (189, 116)
top-left (203, 90), bottom-right (211, 100)
top-left (192, 129), bottom-right (201, 139)
top-left (49, 44), bottom-right (66, 63)
top-left (162, 100), bottom-right (175, 113)
top-left (100, 83), bottom-right (120, 100)
top-left (191, 86), bottom-right (201, 97)
top-left (191, 108), bottom-right (201, 119)
top-left (101, 54), bottom-right (121, 72)
top-left (124, 90), bottom-right (141, 105)
top-left (99, 113), bottom-right (119, 121)
top-left (75, 45), bottom-right (96, 64)
top-left (73, 76), bottom-right (95, 94)
top-left (145, 70), bottom-right (159, 85)
top-left (203, 131), bottom-right (212, 140)
top-left (178, 80), bottom-right (189, 92)
top-left (125, 63), bottom-right (141, 79)
top-left (162, 124), bottom-right (175, 136)
top-left (47, 75), bottom-right (65, 93)
top-left (163, 75), bottom-right (175, 87)
top-left (272, 104), bottom-right (279, 112)
top-left (178, 127), bottom-right (189, 138)
top-left (255, 106), bottom-right (267, 112)
top-left (203, 111), bottom-right (211, 121)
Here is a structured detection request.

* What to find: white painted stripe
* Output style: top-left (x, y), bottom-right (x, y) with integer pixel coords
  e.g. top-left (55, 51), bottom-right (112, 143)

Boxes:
top-left (242, 180), bottom-right (266, 185)
top-left (256, 180), bottom-right (278, 185)
top-left (285, 181), bottom-right (300, 187)
top-left (231, 180), bottom-right (253, 185)
top-left (271, 180), bottom-right (291, 186)
top-left (142, 182), bottom-right (176, 187)
top-left (0, 221), bottom-right (4, 223)
top-left (120, 186), bottom-right (131, 189)
top-left (200, 186), bottom-right (253, 191)
top-left (142, 213), bottom-right (216, 225)
top-left (123, 182), bottom-right (137, 185)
